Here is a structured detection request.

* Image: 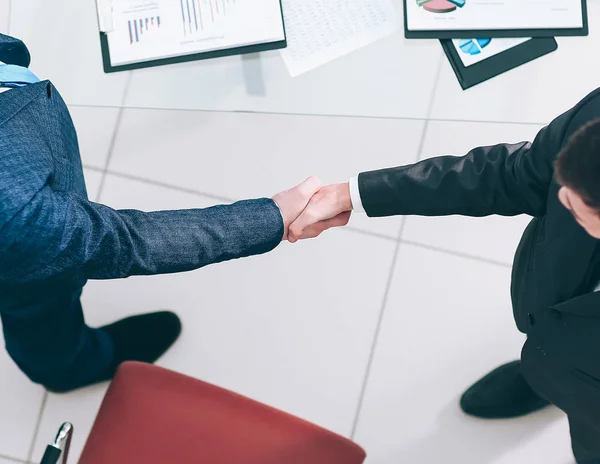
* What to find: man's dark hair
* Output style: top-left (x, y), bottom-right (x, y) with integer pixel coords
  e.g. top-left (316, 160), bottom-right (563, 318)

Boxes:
top-left (555, 118), bottom-right (600, 210)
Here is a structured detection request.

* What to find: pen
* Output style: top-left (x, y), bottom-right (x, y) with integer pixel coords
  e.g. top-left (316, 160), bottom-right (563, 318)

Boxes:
top-left (40, 423), bottom-right (74, 464)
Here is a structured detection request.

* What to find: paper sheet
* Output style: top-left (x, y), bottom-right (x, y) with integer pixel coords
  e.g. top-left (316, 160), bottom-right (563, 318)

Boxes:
top-left (453, 37), bottom-right (530, 67)
top-left (406, 0), bottom-right (583, 33)
top-left (106, 0), bottom-right (285, 67)
top-left (279, 0), bottom-right (398, 77)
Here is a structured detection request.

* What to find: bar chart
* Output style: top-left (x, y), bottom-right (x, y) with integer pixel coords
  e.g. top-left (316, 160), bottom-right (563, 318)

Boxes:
top-left (107, 0), bottom-right (285, 68)
top-left (128, 16), bottom-right (162, 44)
top-left (180, 0), bottom-right (237, 36)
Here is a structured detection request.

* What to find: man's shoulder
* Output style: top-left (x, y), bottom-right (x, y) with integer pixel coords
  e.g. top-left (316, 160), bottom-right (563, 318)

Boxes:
top-left (562, 88), bottom-right (600, 138)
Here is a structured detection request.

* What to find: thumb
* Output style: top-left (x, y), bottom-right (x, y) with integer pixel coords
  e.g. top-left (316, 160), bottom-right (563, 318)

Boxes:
top-left (290, 211), bottom-right (351, 242)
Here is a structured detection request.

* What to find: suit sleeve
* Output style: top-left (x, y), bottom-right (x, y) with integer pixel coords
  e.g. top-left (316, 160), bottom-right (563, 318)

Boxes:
top-left (358, 89), bottom-right (600, 218)
top-left (0, 187), bottom-right (284, 283)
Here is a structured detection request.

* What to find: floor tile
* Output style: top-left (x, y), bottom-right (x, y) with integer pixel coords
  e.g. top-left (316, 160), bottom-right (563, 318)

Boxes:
top-left (353, 244), bottom-right (573, 463)
top-left (0, 0), bottom-right (9, 32)
top-left (83, 169), bottom-right (103, 203)
top-left (0, 333), bottom-right (45, 461)
top-left (125, 1), bottom-right (441, 119)
top-left (430, 2), bottom-right (600, 124)
top-left (489, 417), bottom-right (573, 464)
top-left (10, 0), bottom-right (130, 106)
top-left (32, 174), bottom-right (396, 462)
top-left (70, 106), bottom-right (121, 170)
top-left (402, 120), bottom-right (543, 265)
top-left (108, 109), bottom-right (426, 238)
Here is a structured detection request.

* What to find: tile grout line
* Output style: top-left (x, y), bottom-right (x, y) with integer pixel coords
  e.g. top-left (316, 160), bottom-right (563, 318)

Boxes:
top-left (349, 239), bottom-right (402, 440)
top-left (0, 452), bottom-right (27, 464)
top-left (95, 72), bottom-right (133, 202)
top-left (26, 390), bottom-right (48, 463)
top-left (349, 53), bottom-right (445, 439)
top-left (66, 103), bottom-right (549, 128)
top-left (94, 167), bottom-right (235, 204)
top-left (402, 239), bottom-right (512, 269)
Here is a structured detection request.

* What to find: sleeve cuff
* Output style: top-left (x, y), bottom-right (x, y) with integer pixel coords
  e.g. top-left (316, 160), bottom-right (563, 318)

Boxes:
top-left (270, 198), bottom-right (287, 241)
top-left (349, 176), bottom-right (365, 213)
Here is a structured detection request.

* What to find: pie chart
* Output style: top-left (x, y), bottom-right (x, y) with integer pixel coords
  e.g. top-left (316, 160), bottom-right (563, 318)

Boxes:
top-left (417, 0), bottom-right (465, 13)
top-left (458, 38), bottom-right (492, 55)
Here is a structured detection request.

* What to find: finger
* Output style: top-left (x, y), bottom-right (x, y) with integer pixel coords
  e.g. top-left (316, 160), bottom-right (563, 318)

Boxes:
top-left (292, 211), bottom-right (351, 241)
top-left (326, 211), bottom-right (351, 228)
top-left (301, 211), bottom-right (350, 238)
top-left (289, 197), bottom-right (348, 240)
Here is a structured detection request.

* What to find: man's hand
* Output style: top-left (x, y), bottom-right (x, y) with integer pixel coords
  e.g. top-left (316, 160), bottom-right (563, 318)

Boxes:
top-left (288, 183), bottom-right (352, 243)
top-left (272, 177), bottom-right (322, 241)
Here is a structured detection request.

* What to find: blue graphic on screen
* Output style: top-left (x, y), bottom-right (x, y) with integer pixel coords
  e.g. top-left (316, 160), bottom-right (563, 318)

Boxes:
top-left (458, 38), bottom-right (492, 55)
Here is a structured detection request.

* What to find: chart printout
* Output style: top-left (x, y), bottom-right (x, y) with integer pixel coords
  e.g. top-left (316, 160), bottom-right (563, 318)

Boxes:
top-left (280, 0), bottom-right (397, 77)
top-left (407, 0), bottom-right (583, 32)
top-left (452, 37), bottom-right (531, 67)
top-left (107, 0), bottom-right (285, 66)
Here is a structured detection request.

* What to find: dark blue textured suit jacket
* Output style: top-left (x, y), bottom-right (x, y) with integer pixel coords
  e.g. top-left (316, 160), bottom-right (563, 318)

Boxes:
top-left (0, 34), bottom-right (284, 284)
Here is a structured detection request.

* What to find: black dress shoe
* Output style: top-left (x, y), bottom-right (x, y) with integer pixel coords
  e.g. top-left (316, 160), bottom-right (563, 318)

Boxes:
top-left (102, 311), bottom-right (181, 371)
top-left (47, 311), bottom-right (181, 393)
top-left (460, 360), bottom-right (550, 419)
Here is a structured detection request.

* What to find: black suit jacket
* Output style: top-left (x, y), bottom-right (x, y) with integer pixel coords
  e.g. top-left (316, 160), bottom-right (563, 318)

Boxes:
top-left (358, 89), bottom-right (600, 428)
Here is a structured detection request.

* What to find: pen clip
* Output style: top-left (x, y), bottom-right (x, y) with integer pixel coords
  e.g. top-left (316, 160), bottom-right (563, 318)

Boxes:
top-left (52, 423), bottom-right (73, 464)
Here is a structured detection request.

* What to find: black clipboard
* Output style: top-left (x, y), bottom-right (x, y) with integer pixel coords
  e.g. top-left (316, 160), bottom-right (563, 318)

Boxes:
top-left (404, 0), bottom-right (587, 39)
top-left (441, 37), bottom-right (557, 90)
top-left (98, 1), bottom-right (287, 74)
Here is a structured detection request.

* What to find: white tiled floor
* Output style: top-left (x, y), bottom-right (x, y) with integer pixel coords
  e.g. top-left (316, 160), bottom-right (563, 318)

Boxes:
top-left (0, 334), bottom-right (44, 461)
top-left (352, 244), bottom-right (573, 464)
top-left (31, 385), bottom-right (109, 464)
top-left (70, 107), bottom-right (121, 170)
top-left (82, 169), bottom-right (103, 203)
top-left (0, 0), bottom-right (9, 32)
top-left (2, 2), bottom-right (598, 463)
top-left (0, 458), bottom-right (26, 464)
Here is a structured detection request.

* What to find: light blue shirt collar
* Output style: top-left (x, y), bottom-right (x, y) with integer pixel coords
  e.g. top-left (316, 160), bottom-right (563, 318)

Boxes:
top-left (0, 62), bottom-right (40, 88)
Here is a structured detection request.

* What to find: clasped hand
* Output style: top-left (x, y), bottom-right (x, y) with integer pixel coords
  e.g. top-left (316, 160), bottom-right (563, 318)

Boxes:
top-left (272, 177), bottom-right (353, 242)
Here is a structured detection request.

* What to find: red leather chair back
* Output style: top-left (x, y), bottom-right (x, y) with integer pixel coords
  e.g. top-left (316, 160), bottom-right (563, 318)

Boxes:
top-left (79, 362), bottom-right (366, 464)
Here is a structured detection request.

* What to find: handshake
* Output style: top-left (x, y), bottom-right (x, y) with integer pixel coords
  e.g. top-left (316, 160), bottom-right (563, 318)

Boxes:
top-left (272, 177), bottom-right (353, 242)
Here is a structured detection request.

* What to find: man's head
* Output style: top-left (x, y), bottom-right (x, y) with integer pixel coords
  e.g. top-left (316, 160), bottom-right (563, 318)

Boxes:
top-left (555, 119), bottom-right (600, 239)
